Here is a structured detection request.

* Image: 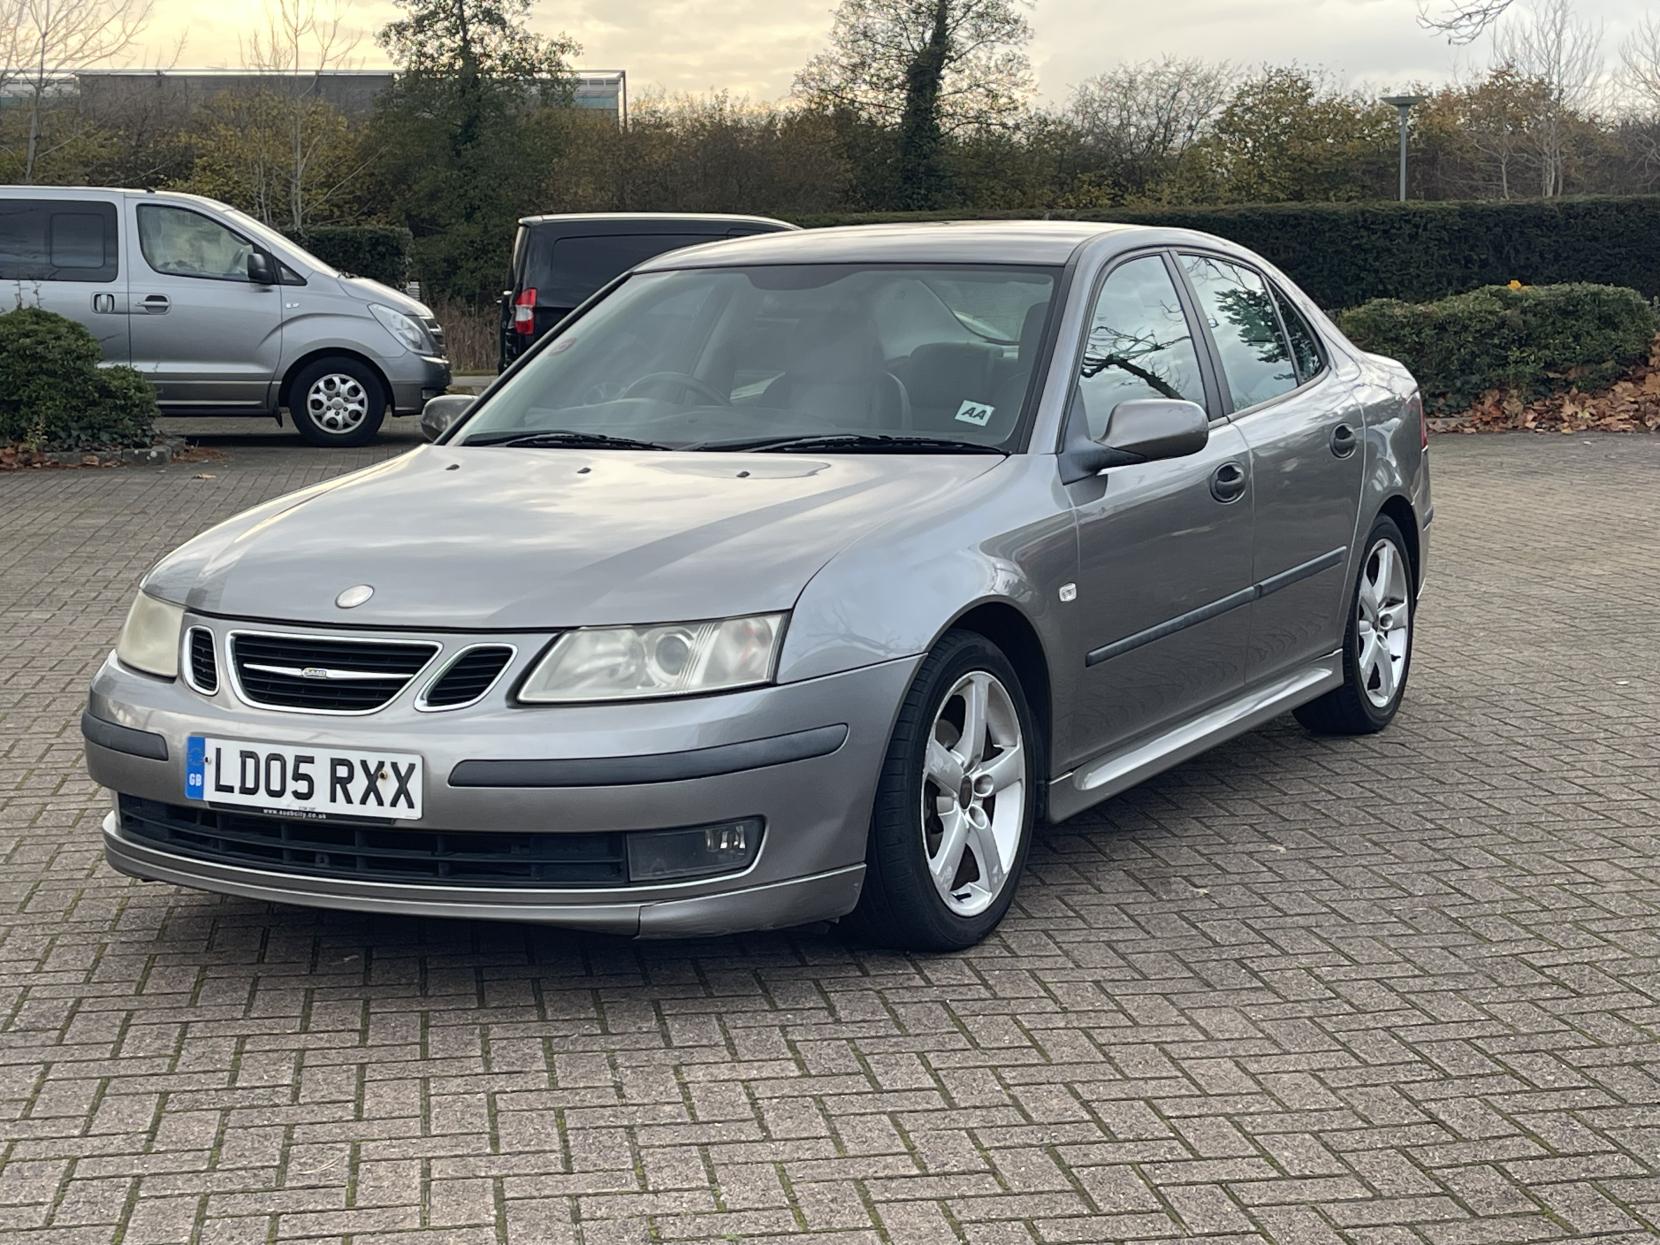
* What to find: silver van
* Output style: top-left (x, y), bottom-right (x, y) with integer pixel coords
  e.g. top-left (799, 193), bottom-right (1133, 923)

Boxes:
top-left (0, 188), bottom-right (450, 446)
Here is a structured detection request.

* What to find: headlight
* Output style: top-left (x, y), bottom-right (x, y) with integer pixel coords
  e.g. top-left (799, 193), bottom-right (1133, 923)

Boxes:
top-left (116, 592), bottom-right (184, 678)
top-left (369, 303), bottom-right (430, 352)
top-left (519, 614), bottom-right (786, 703)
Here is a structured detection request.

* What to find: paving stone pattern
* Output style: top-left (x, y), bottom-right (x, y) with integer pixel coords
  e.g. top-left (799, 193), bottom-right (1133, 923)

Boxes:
top-left (2, 423), bottom-right (1657, 1243)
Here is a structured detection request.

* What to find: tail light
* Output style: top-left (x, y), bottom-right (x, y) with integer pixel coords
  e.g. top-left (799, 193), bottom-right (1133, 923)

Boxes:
top-left (512, 288), bottom-right (536, 335)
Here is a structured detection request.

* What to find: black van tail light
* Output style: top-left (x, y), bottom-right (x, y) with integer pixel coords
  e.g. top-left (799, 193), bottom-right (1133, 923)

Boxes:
top-left (513, 289), bottom-right (536, 334)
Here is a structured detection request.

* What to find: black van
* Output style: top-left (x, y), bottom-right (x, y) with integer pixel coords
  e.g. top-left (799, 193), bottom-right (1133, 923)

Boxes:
top-left (499, 212), bottom-right (797, 370)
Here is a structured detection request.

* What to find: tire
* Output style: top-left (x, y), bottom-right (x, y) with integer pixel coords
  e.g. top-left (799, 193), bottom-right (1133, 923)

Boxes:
top-left (847, 631), bottom-right (1039, 951)
top-left (1295, 514), bottom-right (1415, 736)
top-left (288, 357), bottom-right (387, 447)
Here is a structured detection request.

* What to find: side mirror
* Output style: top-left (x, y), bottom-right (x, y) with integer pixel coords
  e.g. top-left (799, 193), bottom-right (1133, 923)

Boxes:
top-left (1058, 395), bottom-right (1209, 483)
top-left (421, 394), bottom-right (473, 442)
top-left (1103, 398), bottom-right (1209, 461)
top-left (247, 250), bottom-right (275, 285)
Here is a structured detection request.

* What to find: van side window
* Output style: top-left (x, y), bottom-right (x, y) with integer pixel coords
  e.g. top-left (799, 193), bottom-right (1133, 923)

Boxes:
top-left (137, 205), bottom-right (255, 282)
top-left (0, 200), bottom-right (118, 283)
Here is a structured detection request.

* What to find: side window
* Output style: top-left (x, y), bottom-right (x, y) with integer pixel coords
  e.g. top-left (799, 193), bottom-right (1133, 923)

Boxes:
top-left (1272, 285), bottom-right (1325, 383)
top-left (543, 233), bottom-right (710, 307)
top-left (137, 205), bottom-right (255, 281)
top-left (1076, 255), bottom-right (1206, 438)
top-left (0, 200), bottom-right (118, 283)
top-left (1180, 254), bottom-right (1297, 409)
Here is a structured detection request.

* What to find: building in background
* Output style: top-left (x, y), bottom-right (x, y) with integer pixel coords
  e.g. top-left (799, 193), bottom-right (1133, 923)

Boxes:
top-left (11, 68), bottom-right (626, 124)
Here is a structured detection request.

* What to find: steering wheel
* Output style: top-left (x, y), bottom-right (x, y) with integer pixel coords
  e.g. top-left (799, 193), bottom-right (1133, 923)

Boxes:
top-left (620, 371), bottom-right (731, 406)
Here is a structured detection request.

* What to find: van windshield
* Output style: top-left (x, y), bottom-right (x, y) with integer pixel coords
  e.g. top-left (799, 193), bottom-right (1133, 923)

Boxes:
top-left (217, 203), bottom-right (338, 277)
top-left (462, 263), bottom-right (1059, 452)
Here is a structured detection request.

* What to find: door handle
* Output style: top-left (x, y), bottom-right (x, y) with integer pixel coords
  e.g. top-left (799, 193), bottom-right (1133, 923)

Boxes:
top-left (140, 295), bottom-right (170, 314)
top-left (91, 293), bottom-right (116, 313)
top-left (1330, 422), bottom-right (1358, 458)
top-left (1210, 460), bottom-right (1247, 504)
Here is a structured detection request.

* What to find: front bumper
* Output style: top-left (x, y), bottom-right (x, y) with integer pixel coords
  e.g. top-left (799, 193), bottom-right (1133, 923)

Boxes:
top-left (85, 624), bottom-right (919, 936)
top-left (387, 354), bottom-right (452, 415)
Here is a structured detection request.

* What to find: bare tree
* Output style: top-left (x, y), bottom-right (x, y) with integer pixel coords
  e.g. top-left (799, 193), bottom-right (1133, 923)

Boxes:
top-left (1420, 0), bottom-right (1517, 44)
top-left (1065, 57), bottom-right (1235, 195)
top-left (240, 0), bottom-right (363, 233)
top-left (1493, 0), bottom-right (1603, 197)
top-left (11, 0), bottom-right (158, 182)
top-left (1617, 13), bottom-right (1660, 183)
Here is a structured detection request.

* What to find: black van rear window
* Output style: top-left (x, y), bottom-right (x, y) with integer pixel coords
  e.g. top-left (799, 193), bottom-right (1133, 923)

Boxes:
top-left (525, 232), bottom-right (713, 308)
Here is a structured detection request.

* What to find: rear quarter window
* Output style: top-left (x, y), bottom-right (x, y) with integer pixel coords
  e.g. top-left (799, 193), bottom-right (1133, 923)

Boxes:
top-left (529, 232), bottom-right (717, 307)
top-left (0, 199), bottom-right (118, 283)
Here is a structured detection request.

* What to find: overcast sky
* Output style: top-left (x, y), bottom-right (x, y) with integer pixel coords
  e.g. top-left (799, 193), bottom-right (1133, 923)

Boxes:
top-left (142, 0), bottom-right (1651, 104)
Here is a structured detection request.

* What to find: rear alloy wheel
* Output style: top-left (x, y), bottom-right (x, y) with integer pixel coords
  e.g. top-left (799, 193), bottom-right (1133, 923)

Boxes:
top-left (1295, 515), bottom-right (1415, 735)
top-left (849, 631), bottom-right (1038, 951)
top-left (289, 357), bottom-right (387, 447)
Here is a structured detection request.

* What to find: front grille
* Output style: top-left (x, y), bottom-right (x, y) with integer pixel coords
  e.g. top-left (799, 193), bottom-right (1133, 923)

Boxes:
top-left (421, 645), bottom-right (514, 709)
top-left (187, 628), bottom-right (218, 693)
top-left (120, 796), bottom-right (629, 887)
top-left (230, 633), bottom-right (438, 713)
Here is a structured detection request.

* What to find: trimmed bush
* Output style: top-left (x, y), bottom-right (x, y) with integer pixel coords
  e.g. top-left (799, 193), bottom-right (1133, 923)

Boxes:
top-left (0, 309), bottom-right (158, 451)
top-left (794, 197), bottom-right (1660, 309)
top-left (301, 224), bottom-right (413, 288)
top-left (1337, 283), bottom-right (1659, 414)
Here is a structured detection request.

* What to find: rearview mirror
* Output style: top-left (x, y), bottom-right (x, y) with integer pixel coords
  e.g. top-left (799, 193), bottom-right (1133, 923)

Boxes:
top-left (1058, 395), bottom-right (1210, 483)
top-left (421, 394), bottom-right (473, 442)
top-left (247, 250), bottom-right (275, 285)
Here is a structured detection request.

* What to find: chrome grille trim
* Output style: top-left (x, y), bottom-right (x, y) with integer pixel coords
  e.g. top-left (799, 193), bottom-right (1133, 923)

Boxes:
top-left (415, 643), bottom-right (518, 712)
top-left (226, 629), bottom-right (442, 715)
top-left (183, 626), bottom-right (219, 695)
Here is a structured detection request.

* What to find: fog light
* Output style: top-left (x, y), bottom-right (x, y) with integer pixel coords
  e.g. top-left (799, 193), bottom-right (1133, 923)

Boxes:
top-left (626, 819), bottom-right (762, 882)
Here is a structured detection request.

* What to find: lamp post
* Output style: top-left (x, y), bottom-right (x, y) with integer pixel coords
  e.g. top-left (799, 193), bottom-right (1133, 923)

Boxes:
top-left (1380, 94), bottom-right (1426, 202)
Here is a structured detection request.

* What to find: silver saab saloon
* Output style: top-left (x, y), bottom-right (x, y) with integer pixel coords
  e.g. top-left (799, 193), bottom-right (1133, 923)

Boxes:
top-left (83, 222), bottom-right (1430, 950)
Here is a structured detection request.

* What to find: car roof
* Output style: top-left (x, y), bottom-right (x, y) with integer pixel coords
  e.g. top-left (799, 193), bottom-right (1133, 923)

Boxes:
top-left (515, 211), bottom-right (797, 232)
top-left (631, 219), bottom-right (1243, 269)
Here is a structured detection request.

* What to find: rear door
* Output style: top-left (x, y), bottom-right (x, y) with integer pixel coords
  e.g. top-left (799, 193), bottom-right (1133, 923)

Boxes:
top-left (126, 199), bottom-right (284, 412)
top-left (0, 193), bottom-right (128, 362)
top-left (1176, 253), bottom-right (1363, 683)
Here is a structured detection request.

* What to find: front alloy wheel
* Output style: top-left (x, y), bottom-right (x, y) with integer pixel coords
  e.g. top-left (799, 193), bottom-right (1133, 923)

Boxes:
top-left (851, 631), bottom-right (1038, 950)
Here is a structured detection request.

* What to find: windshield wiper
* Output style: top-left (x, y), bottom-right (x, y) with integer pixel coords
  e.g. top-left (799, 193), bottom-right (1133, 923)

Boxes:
top-left (705, 433), bottom-right (1008, 455)
top-left (464, 430), bottom-right (674, 451)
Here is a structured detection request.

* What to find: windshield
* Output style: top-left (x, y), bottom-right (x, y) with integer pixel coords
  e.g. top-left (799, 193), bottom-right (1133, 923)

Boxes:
top-left (216, 202), bottom-right (339, 277)
top-left (460, 263), bottom-right (1059, 452)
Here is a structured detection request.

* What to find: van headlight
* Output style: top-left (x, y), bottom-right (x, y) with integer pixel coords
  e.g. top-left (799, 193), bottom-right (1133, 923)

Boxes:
top-left (369, 303), bottom-right (431, 353)
top-left (116, 592), bottom-right (185, 678)
top-left (519, 614), bottom-right (786, 703)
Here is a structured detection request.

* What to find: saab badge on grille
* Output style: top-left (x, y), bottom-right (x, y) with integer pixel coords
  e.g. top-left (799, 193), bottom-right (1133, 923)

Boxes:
top-left (300, 667), bottom-right (330, 680)
top-left (335, 584), bottom-right (374, 609)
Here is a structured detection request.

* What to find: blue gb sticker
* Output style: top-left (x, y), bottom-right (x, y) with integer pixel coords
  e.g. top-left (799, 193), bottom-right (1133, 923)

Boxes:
top-left (185, 736), bottom-right (206, 800)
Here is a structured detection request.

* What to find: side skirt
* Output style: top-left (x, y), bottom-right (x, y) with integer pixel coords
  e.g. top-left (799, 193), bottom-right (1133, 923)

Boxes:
top-left (1045, 653), bottom-right (1344, 823)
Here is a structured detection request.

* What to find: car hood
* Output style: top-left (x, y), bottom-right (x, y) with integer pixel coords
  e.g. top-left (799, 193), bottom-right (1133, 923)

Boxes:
top-left (143, 446), bottom-right (1006, 630)
top-left (336, 273), bottom-right (431, 317)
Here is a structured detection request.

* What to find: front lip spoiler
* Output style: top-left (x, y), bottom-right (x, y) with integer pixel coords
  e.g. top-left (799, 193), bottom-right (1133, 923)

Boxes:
top-left (448, 723), bottom-right (848, 788)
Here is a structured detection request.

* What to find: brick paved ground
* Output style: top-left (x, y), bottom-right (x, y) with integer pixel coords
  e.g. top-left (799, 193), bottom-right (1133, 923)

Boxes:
top-left (2, 423), bottom-right (1657, 1244)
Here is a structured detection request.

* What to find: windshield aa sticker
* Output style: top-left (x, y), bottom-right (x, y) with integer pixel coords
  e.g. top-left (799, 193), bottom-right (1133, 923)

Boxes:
top-left (955, 400), bottom-right (995, 427)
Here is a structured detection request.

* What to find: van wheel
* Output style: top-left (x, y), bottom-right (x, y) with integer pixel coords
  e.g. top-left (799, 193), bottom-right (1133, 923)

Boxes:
top-left (847, 631), bottom-right (1038, 951)
top-left (289, 358), bottom-right (386, 447)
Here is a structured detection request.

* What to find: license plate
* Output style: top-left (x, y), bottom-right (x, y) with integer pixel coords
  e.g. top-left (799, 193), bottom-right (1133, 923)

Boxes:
top-left (185, 736), bottom-right (423, 821)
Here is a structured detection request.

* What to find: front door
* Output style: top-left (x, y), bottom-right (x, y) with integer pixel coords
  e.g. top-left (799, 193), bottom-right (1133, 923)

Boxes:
top-left (126, 200), bottom-right (283, 412)
top-left (1062, 253), bottom-right (1255, 771)
top-left (1177, 254), bottom-right (1363, 682)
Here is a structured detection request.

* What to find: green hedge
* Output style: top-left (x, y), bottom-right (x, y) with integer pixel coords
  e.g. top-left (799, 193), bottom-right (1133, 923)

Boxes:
top-left (795, 197), bottom-right (1660, 309)
top-left (300, 225), bottom-right (413, 289)
top-left (1337, 283), bottom-right (1658, 414)
top-left (0, 309), bottom-right (157, 450)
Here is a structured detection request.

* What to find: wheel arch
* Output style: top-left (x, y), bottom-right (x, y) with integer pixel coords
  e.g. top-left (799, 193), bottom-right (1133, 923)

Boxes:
top-left (278, 348), bottom-right (393, 415)
top-left (938, 598), bottom-right (1054, 796)
top-left (1376, 494), bottom-right (1420, 589)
